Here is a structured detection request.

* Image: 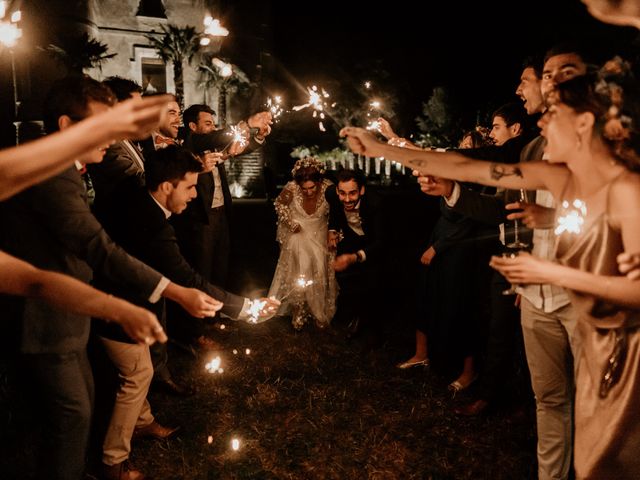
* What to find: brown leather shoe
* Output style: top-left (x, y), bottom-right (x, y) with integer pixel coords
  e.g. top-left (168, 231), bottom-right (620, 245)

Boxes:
top-left (133, 420), bottom-right (179, 440)
top-left (100, 460), bottom-right (146, 480)
top-left (453, 398), bottom-right (490, 417)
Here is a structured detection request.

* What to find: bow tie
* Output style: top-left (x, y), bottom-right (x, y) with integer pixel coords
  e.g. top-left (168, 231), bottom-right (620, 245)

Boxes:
top-left (154, 134), bottom-right (177, 148)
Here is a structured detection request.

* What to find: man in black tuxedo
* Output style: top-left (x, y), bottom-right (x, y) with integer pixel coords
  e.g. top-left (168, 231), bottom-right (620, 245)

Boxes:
top-left (167, 106), bottom-right (271, 351)
top-left (326, 169), bottom-right (387, 344)
top-left (93, 145), bottom-right (278, 480)
top-left (0, 76), bottom-right (220, 480)
top-left (174, 105), bottom-right (272, 287)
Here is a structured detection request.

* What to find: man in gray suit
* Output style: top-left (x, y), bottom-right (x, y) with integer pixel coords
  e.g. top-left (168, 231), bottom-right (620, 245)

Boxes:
top-left (0, 76), bottom-right (221, 480)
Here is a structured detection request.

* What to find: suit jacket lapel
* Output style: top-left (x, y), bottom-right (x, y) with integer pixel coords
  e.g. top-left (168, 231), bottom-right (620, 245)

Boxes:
top-left (122, 140), bottom-right (145, 171)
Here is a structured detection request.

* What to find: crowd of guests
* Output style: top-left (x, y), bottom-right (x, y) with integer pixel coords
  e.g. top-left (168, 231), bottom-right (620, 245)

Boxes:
top-left (0, 75), bottom-right (279, 480)
top-left (2, 3), bottom-right (640, 477)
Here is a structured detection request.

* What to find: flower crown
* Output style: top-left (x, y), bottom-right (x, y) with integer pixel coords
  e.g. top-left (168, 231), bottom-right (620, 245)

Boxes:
top-left (595, 56), bottom-right (633, 142)
top-left (291, 156), bottom-right (325, 177)
top-left (594, 56), bottom-right (639, 164)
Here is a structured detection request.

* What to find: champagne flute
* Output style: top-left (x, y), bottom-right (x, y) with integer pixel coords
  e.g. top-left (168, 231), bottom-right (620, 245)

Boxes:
top-left (507, 189), bottom-right (530, 250)
top-left (501, 250), bottom-right (520, 295)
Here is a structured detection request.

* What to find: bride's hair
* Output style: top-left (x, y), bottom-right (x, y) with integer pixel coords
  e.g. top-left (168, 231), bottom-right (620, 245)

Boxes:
top-left (292, 156), bottom-right (325, 184)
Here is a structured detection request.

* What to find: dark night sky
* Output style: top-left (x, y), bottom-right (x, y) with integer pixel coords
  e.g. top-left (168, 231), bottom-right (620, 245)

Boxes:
top-left (260, 0), bottom-right (639, 145)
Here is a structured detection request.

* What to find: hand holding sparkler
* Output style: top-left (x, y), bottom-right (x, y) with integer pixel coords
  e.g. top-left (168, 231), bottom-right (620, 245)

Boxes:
top-left (247, 111), bottom-right (273, 140)
top-left (200, 151), bottom-right (225, 172)
top-left (246, 297), bottom-right (280, 324)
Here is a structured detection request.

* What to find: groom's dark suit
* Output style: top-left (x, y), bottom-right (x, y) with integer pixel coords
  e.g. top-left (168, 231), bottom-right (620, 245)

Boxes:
top-left (0, 166), bottom-right (165, 480)
top-left (325, 187), bottom-right (387, 337)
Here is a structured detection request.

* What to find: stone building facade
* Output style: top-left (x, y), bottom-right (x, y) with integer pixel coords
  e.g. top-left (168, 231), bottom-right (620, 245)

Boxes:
top-left (85, 0), bottom-right (212, 108)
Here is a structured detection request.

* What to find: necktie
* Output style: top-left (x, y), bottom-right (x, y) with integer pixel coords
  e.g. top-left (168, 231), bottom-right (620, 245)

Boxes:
top-left (154, 134), bottom-right (177, 149)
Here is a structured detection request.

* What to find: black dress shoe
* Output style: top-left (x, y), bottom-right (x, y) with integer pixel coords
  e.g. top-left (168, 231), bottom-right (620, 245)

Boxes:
top-left (152, 378), bottom-right (195, 397)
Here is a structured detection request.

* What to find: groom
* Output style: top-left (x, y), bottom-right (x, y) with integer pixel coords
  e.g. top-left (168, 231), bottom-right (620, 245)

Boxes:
top-left (326, 169), bottom-right (386, 344)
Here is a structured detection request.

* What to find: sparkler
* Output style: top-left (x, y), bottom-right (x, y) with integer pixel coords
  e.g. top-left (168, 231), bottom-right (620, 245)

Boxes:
top-left (555, 199), bottom-right (587, 235)
top-left (247, 299), bottom-right (267, 324)
top-left (266, 95), bottom-right (284, 121)
top-left (366, 119), bottom-right (381, 132)
top-left (293, 85), bottom-right (331, 131)
top-left (218, 123), bottom-right (249, 154)
top-left (205, 356), bottom-right (223, 374)
top-left (279, 274), bottom-right (314, 303)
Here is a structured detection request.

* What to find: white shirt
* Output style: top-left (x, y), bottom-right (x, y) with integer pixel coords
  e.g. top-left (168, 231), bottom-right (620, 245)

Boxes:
top-left (211, 167), bottom-right (224, 208)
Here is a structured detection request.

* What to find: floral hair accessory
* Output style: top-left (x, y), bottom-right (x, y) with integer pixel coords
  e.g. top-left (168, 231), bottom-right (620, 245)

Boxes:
top-left (595, 57), bottom-right (634, 143)
top-left (291, 156), bottom-right (325, 176)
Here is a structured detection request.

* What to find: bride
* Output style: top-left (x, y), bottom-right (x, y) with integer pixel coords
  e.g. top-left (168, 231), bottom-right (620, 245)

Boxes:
top-left (268, 157), bottom-right (338, 329)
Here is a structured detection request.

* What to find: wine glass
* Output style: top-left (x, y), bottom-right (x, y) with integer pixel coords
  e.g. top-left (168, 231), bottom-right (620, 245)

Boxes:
top-left (501, 250), bottom-right (520, 295)
top-left (506, 189), bottom-right (530, 250)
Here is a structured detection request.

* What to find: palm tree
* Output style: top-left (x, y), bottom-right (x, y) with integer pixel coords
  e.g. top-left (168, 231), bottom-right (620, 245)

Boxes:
top-left (197, 60), bottom-right (252, 127)
top-left (146, 24), bottom-right (200, 108)
top-left (42, 33), bottom-right (116, 74)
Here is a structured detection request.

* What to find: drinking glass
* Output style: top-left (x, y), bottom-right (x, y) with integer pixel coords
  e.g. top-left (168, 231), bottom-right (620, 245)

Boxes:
top-left (506, 189), bottom-right (530, 250)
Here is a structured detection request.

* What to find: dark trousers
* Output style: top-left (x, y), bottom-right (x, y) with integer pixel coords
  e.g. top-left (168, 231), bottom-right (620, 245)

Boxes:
top-left (476, 271), bottom-right (528, 402)
top-left (184, 207), bottom-right (230, 287)
top-left (170, 206), bottom-right (230, 343)
top-left (335, 262), bottom-right (383, 335)
top-left (24, 350), bottom-right (94, 480)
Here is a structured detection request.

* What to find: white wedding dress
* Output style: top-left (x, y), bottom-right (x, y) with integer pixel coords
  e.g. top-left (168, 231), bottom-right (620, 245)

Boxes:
top-left (268, 179), bottom-right (337, 329)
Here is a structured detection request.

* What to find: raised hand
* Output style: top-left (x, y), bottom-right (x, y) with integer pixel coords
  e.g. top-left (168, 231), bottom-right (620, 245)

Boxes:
top-left (377, 117), bottom-right (398, 140)
top-left (339, 126), bottom-right (386, 158)
top-left (107, 94), bottom-right (174, 141)
top-left (505, 202), bottom-right (555, 229)
top-left (248, 111), bottom-right (273, 138)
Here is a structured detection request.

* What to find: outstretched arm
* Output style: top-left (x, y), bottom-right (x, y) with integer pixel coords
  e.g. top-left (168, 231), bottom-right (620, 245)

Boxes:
top-left (0, 95), bottom-right (170, 201)
top-left (340, 127), bottom-right (567, 193)
top-left (0, 251), bottom-right (167, 345)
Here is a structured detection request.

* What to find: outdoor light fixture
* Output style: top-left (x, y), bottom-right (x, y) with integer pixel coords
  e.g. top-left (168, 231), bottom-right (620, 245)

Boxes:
top-left (200, 15), bottom-right (228, 53)
top-left (0, 0), bottom-right (22, 144)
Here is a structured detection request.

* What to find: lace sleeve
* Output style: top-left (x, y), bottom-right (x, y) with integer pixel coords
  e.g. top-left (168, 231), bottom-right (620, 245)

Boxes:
top-left (274, 183), bottom-right (300, 233)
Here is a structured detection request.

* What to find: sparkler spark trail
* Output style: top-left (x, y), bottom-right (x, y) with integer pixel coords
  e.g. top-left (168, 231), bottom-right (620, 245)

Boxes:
top-left (555, 199), bottom-right (587, 235)
top-left (293, 85), bottom-right (332, 131)
top-left (279, 274), bottom-right (314, 303)
top-left (266, 96), bottom-right (284, 121)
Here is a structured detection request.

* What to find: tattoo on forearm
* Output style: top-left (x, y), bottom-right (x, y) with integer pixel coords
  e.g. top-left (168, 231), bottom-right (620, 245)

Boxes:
top-left (490, 163), bottom-right (523, 180)
top-left (407, 159), bottom-right (427, 168)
